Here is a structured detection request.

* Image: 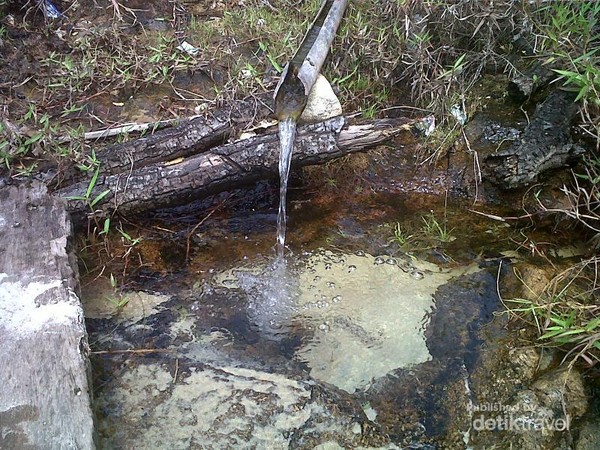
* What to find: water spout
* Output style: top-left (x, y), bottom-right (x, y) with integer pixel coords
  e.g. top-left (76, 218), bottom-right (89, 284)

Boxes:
top-left (274, 0), bottom-right (349, 121)
top-left (276, 118), bottom-right (297, 257)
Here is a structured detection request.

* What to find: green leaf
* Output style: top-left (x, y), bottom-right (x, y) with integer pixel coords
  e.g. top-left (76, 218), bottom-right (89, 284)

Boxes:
top-left (99, 217), bottom-right (111, 235)
top-left (555, 328), bottom-right (586, 337)
top-left (90, 189), bottom-right (111, 207)
top-left (453, 53), bottom-right (466, 70)
top-left (541, 328), bottom-right (567, 339)
top-left (118, 229), bottom-right (133, 242)
top-left (549, 316), bottom-right (569, 327)
top-left (585, 317), bottom-right (600, 331)
top-left (553, 69), bottom-right (581, 80)
top-left (23, 133), bottom-right (44, 146)
top-left (86, 166), bottom-right (100, 200)
top-left (574, 85), bottom-right (589, 103)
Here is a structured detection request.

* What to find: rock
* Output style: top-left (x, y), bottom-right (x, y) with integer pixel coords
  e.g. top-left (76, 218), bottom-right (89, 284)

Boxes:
top-left (517, 263), bottom-right (554, 301)
top-left (575, 415), bottom-right (600, 450)
top-left (484, 89), bottom-right (584, 189)
top-left (532, 368), bottom-right (588, 419)
top-left (0, 183), bottom-right (94, 449)
top-left (469, 367), bottom-right (586, 450)
top-left (96, 361), bottom-right (390, 449)
top-left (300, 74), bottom-right (342, 123)
top-left (508, 347), bottom-right (541, 381)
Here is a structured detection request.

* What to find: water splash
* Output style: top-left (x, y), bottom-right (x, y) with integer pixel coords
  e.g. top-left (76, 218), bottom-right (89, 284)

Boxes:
top-left (276, 117), bottom-right (297, 257)
top-left (235, 256), bottom-right (299, 339)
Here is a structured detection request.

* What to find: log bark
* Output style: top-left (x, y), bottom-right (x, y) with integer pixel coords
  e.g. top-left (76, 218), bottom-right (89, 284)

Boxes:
top-left (0, 183), bottom-right (95, 449)
top-left (54, 93), bottom-right (273, 187)
top-left (57, 116), bottom-right (413, 220)
top-left (507, 66), bottom-right (555, 102)
top-left (484, 89), bottom-right (584, 189)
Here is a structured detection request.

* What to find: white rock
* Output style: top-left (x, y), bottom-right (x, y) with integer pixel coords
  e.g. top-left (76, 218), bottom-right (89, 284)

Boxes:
top-left (299, 74), bottom-right (342, 123)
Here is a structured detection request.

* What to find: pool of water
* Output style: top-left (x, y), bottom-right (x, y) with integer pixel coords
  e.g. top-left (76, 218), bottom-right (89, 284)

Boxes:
top-left (83, 172), bottom-right (547, 448)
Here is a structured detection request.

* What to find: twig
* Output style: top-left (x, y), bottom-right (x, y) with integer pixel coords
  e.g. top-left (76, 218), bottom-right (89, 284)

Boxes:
top-left (59, 116), bottom-right (200, 142)
top-left (462, 128), bottom-right (481, 205)
top-left (469, 209), bottom-right (536, 222)
top-left (92, 348), bottom-right (172, 355)
top-left (173, 358), bottom-right (179, 383)
top-left (185, 196), bottom-right (230, 261)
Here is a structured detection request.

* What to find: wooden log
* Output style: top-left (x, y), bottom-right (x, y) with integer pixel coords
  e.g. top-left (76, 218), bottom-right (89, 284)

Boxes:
top-left (484, 89), bottom-right (585, 189)
top-left (0, 183), bottom-right (95, 449)
top-left (54, 93), bottom-right (273, 188)
top-left (57, 116), bottom-right (413, 220)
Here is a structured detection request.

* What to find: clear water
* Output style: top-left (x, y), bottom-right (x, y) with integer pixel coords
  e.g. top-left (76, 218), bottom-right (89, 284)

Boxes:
top-left (214, 248), bottom-right (473, 392)
top-left (234, 256), bottom-right (298, 337)
top-left (276, 118), bottom-right (297, 257)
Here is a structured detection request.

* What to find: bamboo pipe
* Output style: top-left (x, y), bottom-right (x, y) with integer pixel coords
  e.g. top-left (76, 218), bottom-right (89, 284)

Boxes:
top-left (273, 0), bottom-right (348, 120)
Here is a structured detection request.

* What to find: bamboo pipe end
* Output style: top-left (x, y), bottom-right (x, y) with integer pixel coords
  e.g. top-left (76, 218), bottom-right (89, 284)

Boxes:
top-left (273, 63), bottom-right (309, 121)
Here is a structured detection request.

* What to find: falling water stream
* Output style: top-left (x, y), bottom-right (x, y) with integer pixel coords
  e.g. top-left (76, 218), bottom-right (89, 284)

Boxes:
top-left (276, 117), bottom-right (298, 258)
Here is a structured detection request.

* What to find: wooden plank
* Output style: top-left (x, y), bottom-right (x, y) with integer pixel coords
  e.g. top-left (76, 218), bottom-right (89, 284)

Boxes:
top-left (0, 183), bottom-right (95, 449)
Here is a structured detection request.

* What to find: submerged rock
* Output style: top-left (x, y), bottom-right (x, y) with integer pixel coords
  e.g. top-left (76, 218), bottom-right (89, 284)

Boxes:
top-left (95, 360), bottom-right (393, 449)
top-left (575, 415), bottom-right (600, 450)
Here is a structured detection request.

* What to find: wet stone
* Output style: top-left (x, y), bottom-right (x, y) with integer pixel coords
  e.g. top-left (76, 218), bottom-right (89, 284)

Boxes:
top-left (95, 360), bottom-right (391, 449)
top-left (214, 250), bottom-right (477, 394)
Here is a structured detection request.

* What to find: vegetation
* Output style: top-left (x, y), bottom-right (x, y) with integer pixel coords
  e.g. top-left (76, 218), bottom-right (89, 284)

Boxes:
top-left (390, 222), bottom-right (412, 248)
top-left (1, 1), bottom-right (597, 170)
top-left (505, 256), bottom-right (600, 367)
top-left (389, 210), bottom-right (454, 250)
top-left (499, 2), bottom-right (600, 367)
top-left (529, 1), bottom-right (600, 148)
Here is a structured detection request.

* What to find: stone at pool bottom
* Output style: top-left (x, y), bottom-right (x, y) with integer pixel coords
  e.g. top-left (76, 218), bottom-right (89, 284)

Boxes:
top-left (95, 361), bottom-right (398, 449)
top-left (217, 250), bottom-right (480, 393)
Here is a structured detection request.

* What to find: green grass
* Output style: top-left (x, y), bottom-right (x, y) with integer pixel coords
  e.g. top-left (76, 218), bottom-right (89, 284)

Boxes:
top-left (389, 223), bottom-right (413, 247)
top-left (388, 209), bottom-right (455, 252)
top-left (505, 257), bottom-right (600, 366)
top-left (1, 21), bottom-right (201, 176)
top-left (526, 1), bottom-right (600, 146)
top-left (421, 211), bottom-right (454, 243)
top-left (497, 2), bottom-right (600, 369)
